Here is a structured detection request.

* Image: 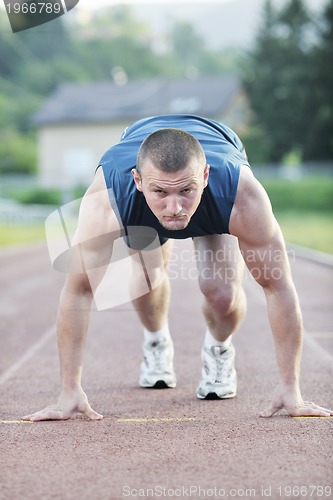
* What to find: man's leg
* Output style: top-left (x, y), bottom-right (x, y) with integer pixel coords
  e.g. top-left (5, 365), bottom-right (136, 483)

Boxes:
top-left (131, 240), bottom-right (172, 331)
top-left (193, 234), bottom-right (246, 399)
top-left (193, 234), bottom-right (246, 340)
top-left (131, 240), bottom-right (176, 388)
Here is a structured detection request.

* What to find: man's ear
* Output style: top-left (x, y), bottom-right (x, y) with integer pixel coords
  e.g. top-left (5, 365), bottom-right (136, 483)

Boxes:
top-left (131, 168), bottom-right (142, 191)
top-left (204, 164), bottom-right (210, 188)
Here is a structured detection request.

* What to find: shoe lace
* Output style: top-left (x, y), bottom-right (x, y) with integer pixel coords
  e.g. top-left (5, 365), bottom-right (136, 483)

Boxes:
top-left (145, 340), bottom-right (171, 372)
top-left (209, 346), bottom-right (232, 384)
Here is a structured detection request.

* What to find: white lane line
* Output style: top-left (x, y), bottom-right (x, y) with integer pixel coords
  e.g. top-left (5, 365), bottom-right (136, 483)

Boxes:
top-left (0, 420), bottom-right (34, 424)
top-left (0, 326), bottom-right (55, 386)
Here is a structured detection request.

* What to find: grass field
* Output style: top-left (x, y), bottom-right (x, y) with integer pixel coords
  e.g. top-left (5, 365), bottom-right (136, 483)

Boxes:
top-left (261, 176), bottom-right (332, 254)
top-left (0, 223), bottom-right (46, 247)
top-left (261, 176), bottom-right (333, 213)
top-left (275, 212), bottom-right (333, 254)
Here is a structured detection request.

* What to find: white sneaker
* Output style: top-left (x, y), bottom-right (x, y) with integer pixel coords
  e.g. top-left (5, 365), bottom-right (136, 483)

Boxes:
top-left (139, 337), bottom-right (177, 388)
top-left (196, 343), bottom-right (237, 399)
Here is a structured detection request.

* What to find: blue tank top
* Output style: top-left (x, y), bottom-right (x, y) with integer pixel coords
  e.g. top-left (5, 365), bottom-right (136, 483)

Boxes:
top-left (99, 114), bottom-right (249, 240)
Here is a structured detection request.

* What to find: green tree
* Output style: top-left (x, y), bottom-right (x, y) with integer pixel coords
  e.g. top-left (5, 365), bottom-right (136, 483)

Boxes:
top-left (242, 0), bottom-right (318, 162)
top-left (72, 5), bottom-right (160, 80)
top-left (0, 129), bottom-right (36, 174)
top-left (73, 35), bottom-right (160, 81)
top-left (303, 0), bottom-right (333, 159)
top-left (172, 22), bottom-right (204, 69)
top-left (166, 21), bottom-right (240, 78)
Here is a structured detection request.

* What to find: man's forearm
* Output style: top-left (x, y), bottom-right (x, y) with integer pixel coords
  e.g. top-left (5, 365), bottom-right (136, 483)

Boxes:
top-left (56, 284), bottom-right (93, 391)
top-left (264, 283), bottom-right (303, 386)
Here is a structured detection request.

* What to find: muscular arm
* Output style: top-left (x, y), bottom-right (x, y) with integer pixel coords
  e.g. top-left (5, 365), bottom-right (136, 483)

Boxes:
top-left (23, 168), bottom-right (121, 421)
top-left (229, 166), bottom-right (332, 417)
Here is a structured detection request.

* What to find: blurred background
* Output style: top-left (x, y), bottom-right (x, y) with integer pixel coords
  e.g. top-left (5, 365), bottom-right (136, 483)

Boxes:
top-left (0, 0), bottom-right (332, 252)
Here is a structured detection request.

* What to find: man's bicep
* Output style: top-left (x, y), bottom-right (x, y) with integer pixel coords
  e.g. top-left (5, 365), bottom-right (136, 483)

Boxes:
top-left (72, 188), bottom-right (122, 273)
top-left (230, 166), bottom-right (291, 287)
top-left (230, 166), bottom-right (276, 246)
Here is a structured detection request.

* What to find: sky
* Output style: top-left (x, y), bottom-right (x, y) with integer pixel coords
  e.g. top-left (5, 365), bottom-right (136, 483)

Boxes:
top-left (0, 0), bottom-right (232, 9)
top-left (0, 0), bottom-right (327, 45)
top-left (0, 0), bottom-right (327, 10)
top-left (74, 0), bottom-right (327, 11)
top-left (78, 0), bottom-right (231, 7)
top-left (0, 0), bottom-right (326, 14)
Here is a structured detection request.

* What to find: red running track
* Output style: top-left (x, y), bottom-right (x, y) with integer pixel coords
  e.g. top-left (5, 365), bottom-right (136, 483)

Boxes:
top-left (0, 240), bottom-right (332, 500)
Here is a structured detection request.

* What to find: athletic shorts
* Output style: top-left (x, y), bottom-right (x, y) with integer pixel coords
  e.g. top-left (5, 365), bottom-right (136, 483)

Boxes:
top-left (122, 226), bottom-right (169, 251)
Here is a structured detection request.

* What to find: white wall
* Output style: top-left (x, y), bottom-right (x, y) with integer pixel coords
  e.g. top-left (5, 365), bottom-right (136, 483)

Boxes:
top-left (38, 122), bottom-right (128, 188)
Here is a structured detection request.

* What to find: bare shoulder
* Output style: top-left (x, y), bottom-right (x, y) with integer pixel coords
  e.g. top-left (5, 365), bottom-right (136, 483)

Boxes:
top-left (75, 166), bottom-right (121, 244)
top-left (82, 167), bottom-right (112, 211)
top-left (229, 165), bottom-right (278, 247)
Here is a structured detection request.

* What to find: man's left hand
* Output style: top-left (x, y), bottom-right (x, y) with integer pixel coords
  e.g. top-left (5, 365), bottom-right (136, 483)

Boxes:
top-left (259, 384), bottom-right (333, 417)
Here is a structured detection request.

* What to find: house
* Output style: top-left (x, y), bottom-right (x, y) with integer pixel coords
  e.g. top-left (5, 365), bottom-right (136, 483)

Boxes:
top-left (32, 76), bottom-right (251, 188)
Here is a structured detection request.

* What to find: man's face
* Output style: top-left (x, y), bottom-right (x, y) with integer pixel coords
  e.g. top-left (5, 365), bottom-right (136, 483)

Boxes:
top-left (132, 158), bottom-right (210, 231)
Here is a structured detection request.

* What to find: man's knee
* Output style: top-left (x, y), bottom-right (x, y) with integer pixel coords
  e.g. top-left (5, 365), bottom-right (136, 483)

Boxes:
top-left (198, 278), bottom-right (241, 315)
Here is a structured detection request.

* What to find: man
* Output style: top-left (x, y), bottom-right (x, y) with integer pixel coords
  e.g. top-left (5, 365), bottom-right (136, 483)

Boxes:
top-left (23, 114), bottom-right (332, 421)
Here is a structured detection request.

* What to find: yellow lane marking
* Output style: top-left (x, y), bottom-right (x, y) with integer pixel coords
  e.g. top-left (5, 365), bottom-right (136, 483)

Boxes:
top-left (116, 417), bottom-right (195, 423)
top-left (0, 420), bottom-right (34, 424)
top-left (307, 332), bottom-right (333, 338)
top-left (292, 416), bottom-right (333, 418)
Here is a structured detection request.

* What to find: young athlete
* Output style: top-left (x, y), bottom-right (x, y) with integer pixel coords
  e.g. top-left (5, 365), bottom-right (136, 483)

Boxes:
top-left (23, 115), bottom-right (333, 421)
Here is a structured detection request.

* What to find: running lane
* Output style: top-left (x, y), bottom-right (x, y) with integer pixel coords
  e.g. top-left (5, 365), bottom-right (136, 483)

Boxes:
top-left (0, 240), bottom-right (332, 500)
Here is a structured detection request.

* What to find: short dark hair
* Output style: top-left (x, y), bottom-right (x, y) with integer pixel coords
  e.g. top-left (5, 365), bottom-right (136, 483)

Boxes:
top-left (136, 128), bottom-right (206, 173)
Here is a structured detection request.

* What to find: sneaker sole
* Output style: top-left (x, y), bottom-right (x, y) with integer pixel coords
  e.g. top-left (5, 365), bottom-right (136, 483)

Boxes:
top-left (197, 391), bottom-right (236, 400)
top-left (140, 380), bottom-right (177, 389)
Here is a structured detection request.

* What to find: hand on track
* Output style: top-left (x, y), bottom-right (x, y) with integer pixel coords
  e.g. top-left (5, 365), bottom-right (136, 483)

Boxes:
top-left (22, 389), bottom-right (103, 422)
top-left (260, 384), bottom-right (333, 417)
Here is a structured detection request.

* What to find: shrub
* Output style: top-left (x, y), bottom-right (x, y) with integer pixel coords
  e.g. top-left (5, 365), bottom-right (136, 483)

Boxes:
top-left (15, 187), bottom-right (62, 205)
top-left (261, 177), bottom-right (333, 213)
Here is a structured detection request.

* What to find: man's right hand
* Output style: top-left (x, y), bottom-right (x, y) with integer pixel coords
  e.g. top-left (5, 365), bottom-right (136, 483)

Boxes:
top-left (21, 388), bottom-right (103, 422)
